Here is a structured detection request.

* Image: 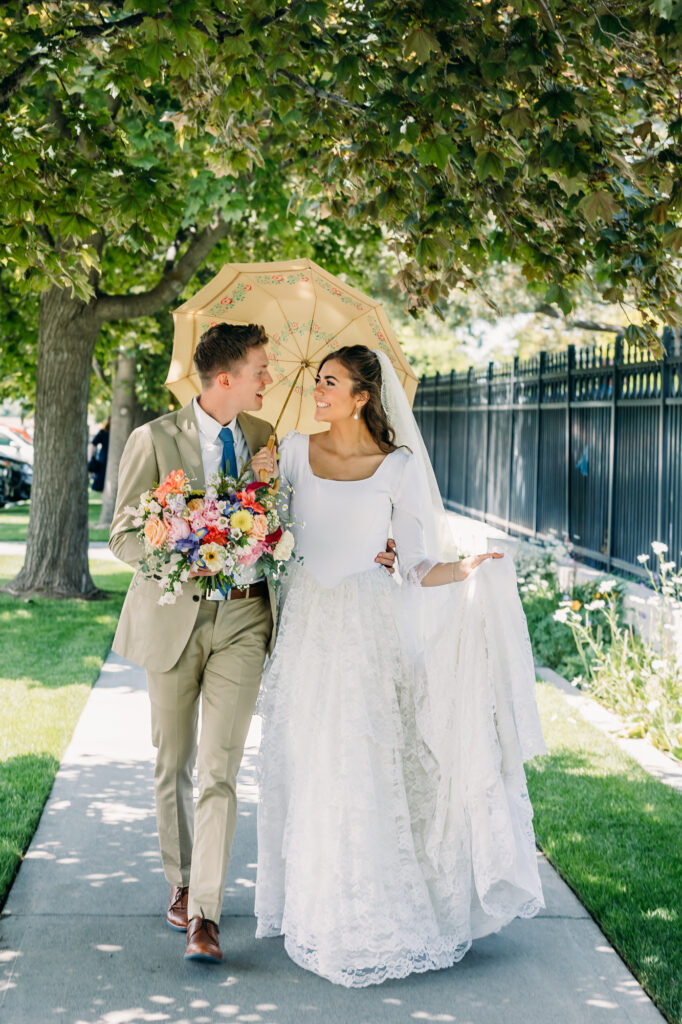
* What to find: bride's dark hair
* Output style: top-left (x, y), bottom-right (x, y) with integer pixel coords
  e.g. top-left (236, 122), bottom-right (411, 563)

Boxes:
top-left (318, 345), bottom-right (398, 454)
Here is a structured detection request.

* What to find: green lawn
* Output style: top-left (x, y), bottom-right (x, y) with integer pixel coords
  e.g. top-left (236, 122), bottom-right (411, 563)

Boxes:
top-left (0, 554), bottom-right (132, 908)
top-left (528, 682), bottom-right (682, 1024)
top-left (0, 495), bottom-right (110, 543)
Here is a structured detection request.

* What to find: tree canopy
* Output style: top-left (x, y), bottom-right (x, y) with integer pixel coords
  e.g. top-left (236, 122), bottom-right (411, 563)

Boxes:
top-left (1, 0), bottom-right (681, 355)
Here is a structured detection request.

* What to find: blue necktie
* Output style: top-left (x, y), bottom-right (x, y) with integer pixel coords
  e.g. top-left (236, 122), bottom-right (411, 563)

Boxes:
top-left (219, 426), bottom-right (238, 478)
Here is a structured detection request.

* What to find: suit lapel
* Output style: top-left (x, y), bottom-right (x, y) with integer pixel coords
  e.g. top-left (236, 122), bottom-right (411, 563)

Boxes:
top-left (174, 402), bottom-right (205, 491)
top-left (238, 412), bottom-right (264, 457)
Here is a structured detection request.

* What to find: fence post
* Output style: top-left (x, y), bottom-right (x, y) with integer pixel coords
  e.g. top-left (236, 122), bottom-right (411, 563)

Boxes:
top-left (506, 356), bottom-right (517, 533)
top-left (445, 369), bottom-right (454, 504)
top-left (431, 372), bottom-right (439, 470)
top-left (464, 366), bottom-right (472, 509)
top-left (657, 333), bottom-right (670, 547)
top-left (605, 336), bottom-right (622, 571)
top-left (485, 362), bottom-right (494, 519)
top-left (533, 352), bottom-right (545, 538)
top-left (565, 345), bottom-right (575, 544)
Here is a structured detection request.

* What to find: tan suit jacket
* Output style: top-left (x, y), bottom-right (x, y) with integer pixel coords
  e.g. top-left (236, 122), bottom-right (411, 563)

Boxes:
top-left (109, 402), bottom-right (277, 672)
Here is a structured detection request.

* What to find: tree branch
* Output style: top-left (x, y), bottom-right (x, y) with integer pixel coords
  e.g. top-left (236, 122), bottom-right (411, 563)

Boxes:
top-left (535, 303), bottom-right (623, 333)
top-left (94, 218), bottom-right (231, 322)
top-left (275, 69), bottom-right (367, 113)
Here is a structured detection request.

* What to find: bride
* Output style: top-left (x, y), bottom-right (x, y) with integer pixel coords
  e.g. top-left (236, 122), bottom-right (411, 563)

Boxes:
top-left (255, 344), bottom-right (547, 987)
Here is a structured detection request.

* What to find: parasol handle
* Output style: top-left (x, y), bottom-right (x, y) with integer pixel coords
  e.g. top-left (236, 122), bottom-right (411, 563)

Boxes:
top-left (257, 362), bottom-right (308, 482)
top-left (259, 434), bottom-right (278, 483)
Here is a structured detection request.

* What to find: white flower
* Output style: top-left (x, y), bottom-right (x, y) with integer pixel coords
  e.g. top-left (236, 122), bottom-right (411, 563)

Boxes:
top-left (585, 599), bottom-right (605, 611)
top-left (659, 561), bottom-right (677, 573)
top-left (148, 499), bottom-right (162, 514)
top-left (231, 528), bottom-right (242, 540)
top-left (651, 659), bottom-right (667, 672)
top-left (132, 517), bottom-right (143, 527)
top-left (637, 554), bottom-right (650, 564)
top-left (647, 699), bottom-right (661, 713)
top-left (158, 591), bottom-right (177, 605)
top-left (552, 608), bottom-right (570, 623)
top-left (173, 581), bottom-right (183, 594)
top-left (599, 579), bottom-right (617, 592)
top-left (651, 541), bottom-right (668, 555)
top-left (217, 516), bottom-right (229, 529)
top-left (273, 529), bottom-right (295, 561)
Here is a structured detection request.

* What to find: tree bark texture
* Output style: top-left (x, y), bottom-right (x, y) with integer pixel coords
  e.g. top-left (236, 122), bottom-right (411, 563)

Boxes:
top-left (97, 351), bottom-right (136, 530)
top-left (4, 287), bottom-right (101, 598)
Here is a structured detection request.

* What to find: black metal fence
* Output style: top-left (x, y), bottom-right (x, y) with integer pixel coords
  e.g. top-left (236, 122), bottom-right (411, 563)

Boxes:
top-left (413, 330), bottom-right (682, 576)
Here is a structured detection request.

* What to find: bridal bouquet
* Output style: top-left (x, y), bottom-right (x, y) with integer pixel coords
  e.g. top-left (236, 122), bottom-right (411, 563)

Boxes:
top-left (125, 468), bottom-right (294, 604)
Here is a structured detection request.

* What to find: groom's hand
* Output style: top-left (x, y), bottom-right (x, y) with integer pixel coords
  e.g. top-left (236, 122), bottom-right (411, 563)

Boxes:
top-left (375, 538), bottom-right (396, 575)
top-left (251, 444), bottom-right (278, 480)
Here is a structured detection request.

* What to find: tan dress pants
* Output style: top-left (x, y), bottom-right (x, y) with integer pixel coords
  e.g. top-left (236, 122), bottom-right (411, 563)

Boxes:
top-left (146, 594), bottom-right (272, 924)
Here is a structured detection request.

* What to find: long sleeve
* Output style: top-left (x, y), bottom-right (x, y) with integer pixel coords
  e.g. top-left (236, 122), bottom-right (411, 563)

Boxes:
top-left (275, 431), bottom-right (299, 529)
top-left (391, 452), bottom-right (438, 586)
top-left (109, 424), bottom-right (159, 568)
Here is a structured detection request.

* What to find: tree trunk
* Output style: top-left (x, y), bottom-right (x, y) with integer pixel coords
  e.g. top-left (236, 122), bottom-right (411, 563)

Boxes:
top-left (97, 350), bottom-right (136, 530)
top-left (3, 286), bottom-right (101, 599)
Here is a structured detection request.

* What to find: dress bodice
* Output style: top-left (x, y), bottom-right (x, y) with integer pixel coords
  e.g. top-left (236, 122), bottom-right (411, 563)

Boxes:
top-left (279, 431), bottom-right (430, 589)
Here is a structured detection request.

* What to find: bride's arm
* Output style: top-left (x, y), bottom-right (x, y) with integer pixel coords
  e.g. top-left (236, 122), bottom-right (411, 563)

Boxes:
top-left (419, 552), bottom-right (504, 586)
top-left (391, 453), bottom-right (504, 587)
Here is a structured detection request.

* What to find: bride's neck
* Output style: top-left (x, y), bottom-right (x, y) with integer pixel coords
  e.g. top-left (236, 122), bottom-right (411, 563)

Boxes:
top-left (325, 419), bottom-right (374, 454)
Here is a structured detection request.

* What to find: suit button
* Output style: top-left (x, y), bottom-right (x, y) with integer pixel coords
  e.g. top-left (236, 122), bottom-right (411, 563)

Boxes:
top-left (193, 595), bottom-right (200, 602)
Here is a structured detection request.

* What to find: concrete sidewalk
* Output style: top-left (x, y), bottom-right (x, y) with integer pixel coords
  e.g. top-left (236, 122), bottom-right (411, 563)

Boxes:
top-left (0, 654), bottom-right (666, 1024)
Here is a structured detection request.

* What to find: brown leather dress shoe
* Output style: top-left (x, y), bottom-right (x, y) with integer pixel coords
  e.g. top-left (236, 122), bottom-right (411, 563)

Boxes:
top-left (166, 885), bottom-right (189, 931)
top-left (184, 914), bottom-right (222, 963)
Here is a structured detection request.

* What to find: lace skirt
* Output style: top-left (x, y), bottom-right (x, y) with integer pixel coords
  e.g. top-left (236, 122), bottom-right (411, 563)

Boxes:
top-left (255, 559), bottom-right (546, 988)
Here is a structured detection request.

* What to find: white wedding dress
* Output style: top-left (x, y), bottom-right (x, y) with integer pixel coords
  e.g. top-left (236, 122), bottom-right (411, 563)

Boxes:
top-left (255, 430), bottom-right (547, 988)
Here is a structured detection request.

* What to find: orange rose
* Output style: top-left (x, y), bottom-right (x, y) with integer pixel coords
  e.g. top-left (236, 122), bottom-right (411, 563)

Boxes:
top-left (144, 518), bottom-right (169, 548)
top-left (154, 469), bottom-right (188, 506)
top-left (251, 514), bottom-right (268, 542)
top-left (187, 498), bottom-right (203, 512)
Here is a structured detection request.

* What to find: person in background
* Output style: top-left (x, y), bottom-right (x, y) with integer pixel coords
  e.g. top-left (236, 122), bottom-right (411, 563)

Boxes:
top-left (88, 418), bottom-right (110, 491)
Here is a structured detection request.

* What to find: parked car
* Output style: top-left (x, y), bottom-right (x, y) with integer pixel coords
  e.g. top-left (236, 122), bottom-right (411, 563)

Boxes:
top-left (0, 453), bottom-right (32, 506)
top-left (0, 424), bottom-right (33, 465)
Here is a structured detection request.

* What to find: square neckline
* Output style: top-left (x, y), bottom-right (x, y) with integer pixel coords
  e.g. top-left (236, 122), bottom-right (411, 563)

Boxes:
top-left (306, 435), bottom-right (397, 483)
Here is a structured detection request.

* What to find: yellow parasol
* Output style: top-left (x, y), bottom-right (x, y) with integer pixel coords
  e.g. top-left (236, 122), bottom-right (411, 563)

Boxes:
top-left (167, 258), bottom-right (418, 445)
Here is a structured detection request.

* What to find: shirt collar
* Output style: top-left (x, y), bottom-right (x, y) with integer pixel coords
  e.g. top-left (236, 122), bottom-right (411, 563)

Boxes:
top-left (193, 397), bottom-right (239, 442)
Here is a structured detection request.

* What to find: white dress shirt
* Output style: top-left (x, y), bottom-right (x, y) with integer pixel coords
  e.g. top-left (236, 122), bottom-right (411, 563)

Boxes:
top-left (192, 397), bottom-right (263, 594)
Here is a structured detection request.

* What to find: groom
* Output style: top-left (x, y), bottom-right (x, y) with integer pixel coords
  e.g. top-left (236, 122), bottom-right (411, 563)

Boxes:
top-left (109, 322), bottom-right (396, 964)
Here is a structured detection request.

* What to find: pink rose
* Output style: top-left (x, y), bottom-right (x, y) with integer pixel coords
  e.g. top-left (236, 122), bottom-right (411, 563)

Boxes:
top-left (167, 517), bottom-right (191, 544)
top-left (238, 541), bottom-right (267, 567)
top-left (190, 511), bottom-right (207, 531)
top-left (202, 500), bottom-right (221, 524)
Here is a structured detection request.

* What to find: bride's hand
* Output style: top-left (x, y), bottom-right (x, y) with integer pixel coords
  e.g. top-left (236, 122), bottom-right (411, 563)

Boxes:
top-left (455, 551), bottom-right (504, 581)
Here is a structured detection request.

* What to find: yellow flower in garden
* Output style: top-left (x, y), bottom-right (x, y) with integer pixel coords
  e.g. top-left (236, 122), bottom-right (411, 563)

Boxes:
top-left (230, 509), bottom-right (254, 534)
top-left (570, 600), bottom-right (582, 611)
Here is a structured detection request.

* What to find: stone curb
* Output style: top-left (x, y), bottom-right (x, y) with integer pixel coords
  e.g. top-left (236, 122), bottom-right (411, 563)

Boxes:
top-left (535, 663), bottom-right (682, 792)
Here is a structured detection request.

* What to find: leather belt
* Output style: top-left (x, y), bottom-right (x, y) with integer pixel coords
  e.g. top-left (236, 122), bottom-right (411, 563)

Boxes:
top-left (205, 580), bottom-right (268, 601)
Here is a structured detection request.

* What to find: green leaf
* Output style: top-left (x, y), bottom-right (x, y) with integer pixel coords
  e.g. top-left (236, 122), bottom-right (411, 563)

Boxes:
top-left (403, 27), bottom-right (440, 63)
top-left (578, 191), bottom-right (619, 226)
top-left (500, 106), bottom-right (534, 135)
top-left (662, 227), bottom-right (682, 252)
top-left (474, 149), bottom-right (505, 182)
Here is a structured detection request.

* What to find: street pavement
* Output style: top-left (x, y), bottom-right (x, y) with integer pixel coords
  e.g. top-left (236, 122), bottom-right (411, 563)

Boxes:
top-left (0, 652), bottom-right (667, 1024)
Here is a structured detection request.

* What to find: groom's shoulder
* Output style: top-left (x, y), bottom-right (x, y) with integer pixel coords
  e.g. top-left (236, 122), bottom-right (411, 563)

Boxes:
top-left (126, 404), bottom-right (190, 452)
top-left (239, 411), bottom-right (275, 440)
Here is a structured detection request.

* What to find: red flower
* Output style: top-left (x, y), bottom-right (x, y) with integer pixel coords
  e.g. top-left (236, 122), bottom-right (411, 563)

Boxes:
top-left (266, 526), bottom-right (282, 545)
top-left (245, 481), bottom-right (268, 493)
top-left (203, 527), bottom-right (228, 546)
